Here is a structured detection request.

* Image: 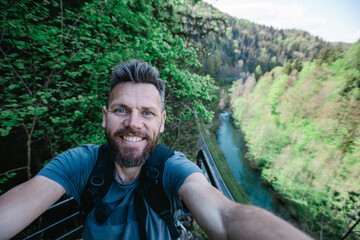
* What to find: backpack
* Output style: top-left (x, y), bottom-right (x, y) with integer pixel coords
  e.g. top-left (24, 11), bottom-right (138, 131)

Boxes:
top-left (80, 144), bottom-right (180, 240)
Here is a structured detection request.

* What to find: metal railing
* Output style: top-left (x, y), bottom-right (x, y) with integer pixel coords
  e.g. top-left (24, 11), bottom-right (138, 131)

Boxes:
top-left (19, 197), bottom-right (83, 240)
top-left (197, 132), bottom-right (235, 202)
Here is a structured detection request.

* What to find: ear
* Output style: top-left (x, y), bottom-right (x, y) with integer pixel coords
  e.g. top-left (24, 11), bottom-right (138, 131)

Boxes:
top-left (160, 111), bottom-right (166, 133)
top-left (102, 106), bottom-right (107, 129)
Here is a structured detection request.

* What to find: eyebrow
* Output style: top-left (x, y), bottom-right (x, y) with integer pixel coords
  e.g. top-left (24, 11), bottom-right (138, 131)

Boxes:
top-left (109, 103), bottom-right (160, 113)
top-left (108, 103), bottom-right (126, 109)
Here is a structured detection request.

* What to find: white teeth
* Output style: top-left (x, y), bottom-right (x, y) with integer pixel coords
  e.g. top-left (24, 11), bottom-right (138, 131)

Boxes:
top-left (123, 136), bottom-right (142, 142)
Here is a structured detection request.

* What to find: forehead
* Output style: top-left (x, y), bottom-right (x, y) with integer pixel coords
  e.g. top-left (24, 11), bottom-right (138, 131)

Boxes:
top-left (108, 82), bottom-right (162, 110)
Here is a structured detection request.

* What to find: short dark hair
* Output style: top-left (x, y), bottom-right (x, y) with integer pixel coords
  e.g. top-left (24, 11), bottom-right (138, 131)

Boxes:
top-left (109, 60), bottom-right (165, 111)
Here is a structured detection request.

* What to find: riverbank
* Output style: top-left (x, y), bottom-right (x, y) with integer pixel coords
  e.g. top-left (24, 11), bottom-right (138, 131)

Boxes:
top-left (197, 117), bottom-right (250, 204)
top-left (205, 84), bottom-right (301, 220)
top-left (217, 112), bottom-right (298, 222)
top-left (196, 84), bottom-right (250, 204)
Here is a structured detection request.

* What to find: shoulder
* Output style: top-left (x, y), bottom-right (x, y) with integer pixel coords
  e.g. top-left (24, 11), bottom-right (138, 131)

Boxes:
top-left (41, 144), bottom-right (100, 174)
top-left (61, 144), bottom-right (100, 161)
top-left (162, 151), bottom-right (202, 196)
top-left (37, 144), bottom-right (101, 202)
top-left (165, 151), bottom-right (199, 171)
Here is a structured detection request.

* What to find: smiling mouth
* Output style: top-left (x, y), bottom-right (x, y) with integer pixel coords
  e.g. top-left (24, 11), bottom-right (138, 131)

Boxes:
top-left (121, 135), bottom-right (144, 142)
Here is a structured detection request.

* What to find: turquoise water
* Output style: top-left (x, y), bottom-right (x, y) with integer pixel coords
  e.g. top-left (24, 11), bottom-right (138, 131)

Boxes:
top-left (217, 112), bottom-right (288, 218)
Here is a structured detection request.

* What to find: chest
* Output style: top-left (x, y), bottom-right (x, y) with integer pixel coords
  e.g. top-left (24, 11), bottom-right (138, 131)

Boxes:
top-left (83, 182), bottom-right (173, 240)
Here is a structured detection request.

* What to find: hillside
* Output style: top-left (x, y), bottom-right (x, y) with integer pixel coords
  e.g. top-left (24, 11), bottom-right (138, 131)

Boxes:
top-left (186, 1), bottom-right (329, 82)
top-left (230, 40), bottom-right (360, 239)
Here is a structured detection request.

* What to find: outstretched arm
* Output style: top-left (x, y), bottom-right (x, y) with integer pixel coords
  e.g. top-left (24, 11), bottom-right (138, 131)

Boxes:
top-left (0, 175), bottom-right (65, 240)
top-left (179, 172), bottom-right (312, 240)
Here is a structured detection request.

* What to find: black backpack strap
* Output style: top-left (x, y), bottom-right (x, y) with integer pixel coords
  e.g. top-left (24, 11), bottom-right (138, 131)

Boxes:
top-left (134, 144), bottom-right (180, 240)
top-left (80, 144), bottom-right (114, 225)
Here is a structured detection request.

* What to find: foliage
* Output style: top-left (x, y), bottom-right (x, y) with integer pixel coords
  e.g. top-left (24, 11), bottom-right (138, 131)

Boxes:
top-left (192, 2), bottom-right (328, 82)
top-left (316, 42), bottom-right (345, 65)
top-left (0, 0), bottom-right (216, 188)
top-left (230, 41), bottom-right (360, 239)
top-left (0, 173), bottom-right (17, 185)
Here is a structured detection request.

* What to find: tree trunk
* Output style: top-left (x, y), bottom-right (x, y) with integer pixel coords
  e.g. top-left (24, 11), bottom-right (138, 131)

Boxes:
top-left (21, 116), bottom-right (37, 180)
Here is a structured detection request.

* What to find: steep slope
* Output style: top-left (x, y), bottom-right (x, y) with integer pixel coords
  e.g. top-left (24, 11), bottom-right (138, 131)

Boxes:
top-left (230, 41), bottom-right (360, 239)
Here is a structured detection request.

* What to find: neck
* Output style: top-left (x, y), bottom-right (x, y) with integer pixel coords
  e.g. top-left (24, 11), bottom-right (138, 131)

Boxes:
top-left (114, 164), bottom-right (142, 184)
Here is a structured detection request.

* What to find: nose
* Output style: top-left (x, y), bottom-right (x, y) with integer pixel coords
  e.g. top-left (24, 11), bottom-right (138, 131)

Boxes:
top-left (125, 112), bottom-right (142, 129)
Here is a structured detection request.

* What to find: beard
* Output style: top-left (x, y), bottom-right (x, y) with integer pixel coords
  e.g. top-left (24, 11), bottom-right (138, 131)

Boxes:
top-left (105, 127), bottom-right (160, 168)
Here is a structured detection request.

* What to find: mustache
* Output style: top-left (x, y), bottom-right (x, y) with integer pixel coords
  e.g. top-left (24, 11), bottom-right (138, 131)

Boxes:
top-left (113, 128), bottom-right (149, 139)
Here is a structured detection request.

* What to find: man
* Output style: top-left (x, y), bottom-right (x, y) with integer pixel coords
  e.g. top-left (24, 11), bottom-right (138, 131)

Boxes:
top-left (0, 61), bottom-right (312, 239)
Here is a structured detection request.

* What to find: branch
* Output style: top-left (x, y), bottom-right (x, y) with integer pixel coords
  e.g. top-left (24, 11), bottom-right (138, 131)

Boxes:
top-left (21, 116), bottom-right (38, 179)
top-left (342, 217), bottom-right (360, 240)
top-left (0, 47), bottom-right (33, 96)
top-left (0, 167), bottom-right (28, 177)
top-left (0, 29), bottom-right (4, 44)
top-left (36, 118), bottom-right (56, 157)
top-left (1, 27), bottom-right (33, 96)
top-left (64, 15), bottom-right (83, 40)
top-left (59, 0), bottom-right (63, 44)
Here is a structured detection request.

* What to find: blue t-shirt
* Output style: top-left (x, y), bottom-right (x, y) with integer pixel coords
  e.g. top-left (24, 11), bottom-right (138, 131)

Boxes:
top-left (37, 144), bottom-right (201, 240)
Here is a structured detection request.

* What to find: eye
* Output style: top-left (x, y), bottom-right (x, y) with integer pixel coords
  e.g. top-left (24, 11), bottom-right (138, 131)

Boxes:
top-left (143, 111), bottom-right (152, 116)
top-left (117, 109), bottom-right (126, 113)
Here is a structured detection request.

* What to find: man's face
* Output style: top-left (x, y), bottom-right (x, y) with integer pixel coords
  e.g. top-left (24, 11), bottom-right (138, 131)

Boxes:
top-left (102, 82), bottom-right (166, 168)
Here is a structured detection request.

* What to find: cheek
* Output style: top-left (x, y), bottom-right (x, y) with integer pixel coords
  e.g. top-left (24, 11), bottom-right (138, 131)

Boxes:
top-left (146, 122), bottom-right (161, 137)
top-left (103, 116), bottom-right (122, 131)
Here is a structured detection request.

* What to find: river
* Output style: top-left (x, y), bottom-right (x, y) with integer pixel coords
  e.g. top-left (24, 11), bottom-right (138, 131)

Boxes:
top-left (217, 112), bottom-right (289, 219)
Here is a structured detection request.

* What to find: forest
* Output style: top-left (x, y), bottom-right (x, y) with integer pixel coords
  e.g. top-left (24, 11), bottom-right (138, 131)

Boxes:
top-left (1, 0), bottom-right (359, 239)
top-left (0, 0), bottom-right (217, 188)
top-left (192, 1), bottom-right (327, 82)
top-left (230, 41), bottom-right (360, 239)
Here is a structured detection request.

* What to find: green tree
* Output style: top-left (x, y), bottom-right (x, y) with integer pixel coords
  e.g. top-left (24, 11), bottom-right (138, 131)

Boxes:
top-left (254, 65), bottom-right (262, 80)
top-left (292, 58), bottom-right (303, 72)
top-left (230, 42), bottom-right (360, 239)
top-left (0, 0), bottom-right (216, 189)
